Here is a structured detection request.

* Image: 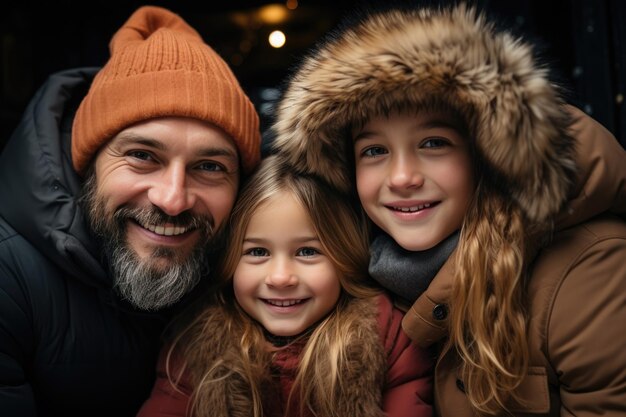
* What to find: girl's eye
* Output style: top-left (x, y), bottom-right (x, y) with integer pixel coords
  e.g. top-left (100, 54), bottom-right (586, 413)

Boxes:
top-left (361, 146), bottom-right (387, 157)
top-left (422, 137), bottom-right (449, 148)
top-left (245, 247), bottom-right (268, 257)
top-left (297, 247), bottom-right (319, 257)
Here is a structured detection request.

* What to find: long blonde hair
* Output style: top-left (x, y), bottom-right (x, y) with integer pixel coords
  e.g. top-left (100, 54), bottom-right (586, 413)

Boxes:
top-left (166, 156), bottom-right (380, 417)
top-left (446, 154), bottom-right (551, 415)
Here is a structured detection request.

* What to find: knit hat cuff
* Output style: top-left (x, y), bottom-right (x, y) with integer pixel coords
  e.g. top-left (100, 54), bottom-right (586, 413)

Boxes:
top-left (72, 69), bottom-right (260, 175)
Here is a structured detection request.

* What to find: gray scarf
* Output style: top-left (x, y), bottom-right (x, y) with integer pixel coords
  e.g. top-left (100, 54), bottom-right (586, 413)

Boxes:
top-left (369, 231), bottom-right (459, 304)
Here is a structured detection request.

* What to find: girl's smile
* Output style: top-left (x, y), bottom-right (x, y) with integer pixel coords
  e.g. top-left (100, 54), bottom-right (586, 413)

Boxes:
top-left (386, 200), bottom-right (440, 218)
top-left (354, 111), bottom-right (474, 251)
top-left (233, 190), bottom-right (341, 337)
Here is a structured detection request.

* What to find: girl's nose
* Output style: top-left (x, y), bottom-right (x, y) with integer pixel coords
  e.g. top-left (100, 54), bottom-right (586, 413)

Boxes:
top-left (388, 155), bottom-right (425, 190)
top-left (264, 258), bottom-right (298, 288)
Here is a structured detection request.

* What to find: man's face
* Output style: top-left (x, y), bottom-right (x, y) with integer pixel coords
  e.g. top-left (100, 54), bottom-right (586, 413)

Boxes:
top-left (82, 116), bottom-right (240, 310)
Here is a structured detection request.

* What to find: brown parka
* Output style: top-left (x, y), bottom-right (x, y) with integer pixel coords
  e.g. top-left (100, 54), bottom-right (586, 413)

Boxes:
top-left (403, 108), bottom-right (626, 415)
top-left (270, 4), bottom-right (626, 416)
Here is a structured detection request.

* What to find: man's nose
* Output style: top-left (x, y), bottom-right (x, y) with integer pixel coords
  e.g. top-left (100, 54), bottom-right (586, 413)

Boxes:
top-left (147, 163), bottom-right (196, 216)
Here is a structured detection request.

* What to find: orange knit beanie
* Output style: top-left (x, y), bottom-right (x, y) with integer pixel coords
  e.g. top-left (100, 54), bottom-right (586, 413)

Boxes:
top-left (72, 5), bottom-right (261, 175)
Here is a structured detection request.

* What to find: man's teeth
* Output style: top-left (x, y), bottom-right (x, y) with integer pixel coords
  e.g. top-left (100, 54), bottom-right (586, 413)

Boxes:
top-left (394, 203), bottom-right (432, 212)
top-left (266, 299), bottom-right (304, 307)
top-left (138, 221), bottom-right (189, 236)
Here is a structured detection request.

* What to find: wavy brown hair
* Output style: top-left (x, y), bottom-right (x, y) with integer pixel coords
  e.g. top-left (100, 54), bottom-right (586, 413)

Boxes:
top-left (446, 184), bottom-right (526, 414)
top-left (443, 155), bottom-right (552, 415)
top-left (165, 156), bottom-right (380, 417)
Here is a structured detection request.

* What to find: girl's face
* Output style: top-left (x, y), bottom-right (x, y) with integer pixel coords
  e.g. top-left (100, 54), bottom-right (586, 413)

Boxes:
top-left (353, 111), bottom-right (474, 251)
top-left (233, 190), bottom-right (341, 337)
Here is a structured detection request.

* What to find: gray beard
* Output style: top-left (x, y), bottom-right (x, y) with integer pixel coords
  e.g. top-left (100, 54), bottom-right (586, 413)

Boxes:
top-left (107, 240), bottom-right (208, 311)
top-left (79, 171), bottom-right (218, 311)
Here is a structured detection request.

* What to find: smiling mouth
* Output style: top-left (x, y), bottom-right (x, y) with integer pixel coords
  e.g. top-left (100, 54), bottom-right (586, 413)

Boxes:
top-left (134, 219), bottom-right (192, 236)
top-left (388, 202), bottom-right (439, 213)
top-left (263, 299), bottom-right (309, 307)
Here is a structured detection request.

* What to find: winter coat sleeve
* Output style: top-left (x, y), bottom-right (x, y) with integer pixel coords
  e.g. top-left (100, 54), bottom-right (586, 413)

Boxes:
top-left (544, 216), bottom-right (626, 415)
top-left (136, 348), bottom-right (192, 417)
top-left (0, 233), bottom-right (39, 417)
top-left (378, 294), bottom-right (434, 417)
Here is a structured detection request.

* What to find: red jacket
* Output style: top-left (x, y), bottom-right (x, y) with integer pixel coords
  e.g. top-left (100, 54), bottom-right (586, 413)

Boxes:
top-left (137, 294), bottom-right (433, 417)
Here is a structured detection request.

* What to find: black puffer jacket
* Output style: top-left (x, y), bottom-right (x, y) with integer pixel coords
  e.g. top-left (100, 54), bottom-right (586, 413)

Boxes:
top-left (0, 68), bottom-right (172, 417)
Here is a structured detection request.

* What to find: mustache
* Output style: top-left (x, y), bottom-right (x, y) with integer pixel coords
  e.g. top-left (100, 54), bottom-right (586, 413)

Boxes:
top-left (115, 206), bottom-right (214, 230)
top-left (113, 206), bottom-right (215, 241)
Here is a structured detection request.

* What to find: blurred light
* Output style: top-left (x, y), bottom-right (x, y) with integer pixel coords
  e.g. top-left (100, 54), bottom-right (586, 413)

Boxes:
top-left (239, 39), bottom-right (252, 53)
top-left (258, 4), bottom-right (289, 24)
top-left (286, 0), bottom-right (298, 10)
top-left (230, 12), bottom-right (249, 28)
top-left (269, 30), bottom-right (286, 48)
top-left (260, 87), bottom-right (281, 101)
top-left (260, 102), bottom-right (276, 116)
top-left (231, 53), bottom-right (244, 66)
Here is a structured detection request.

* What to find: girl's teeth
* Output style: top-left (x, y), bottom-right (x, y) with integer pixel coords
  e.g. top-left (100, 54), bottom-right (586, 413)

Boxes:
top-left (395, 203), bottom-right (431, 212)
top-left (266, 299), bottom-right (303, 307)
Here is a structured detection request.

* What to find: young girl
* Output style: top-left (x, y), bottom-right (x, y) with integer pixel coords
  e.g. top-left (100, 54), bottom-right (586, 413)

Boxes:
top-left (137, 156), bottom-right (433, 417)
top-left (271, 4), bottom-right (626, 416)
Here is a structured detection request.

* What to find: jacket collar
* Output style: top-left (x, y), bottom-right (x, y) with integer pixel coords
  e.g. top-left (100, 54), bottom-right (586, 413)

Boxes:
top-left (401, 251), bottom-right (456, 348)
top-left (0, 67), bottom-right (107, 287)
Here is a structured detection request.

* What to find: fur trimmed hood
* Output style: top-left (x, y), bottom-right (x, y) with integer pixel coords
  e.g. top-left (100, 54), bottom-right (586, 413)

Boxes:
top-left (272, 4), bottom-right (576, 221)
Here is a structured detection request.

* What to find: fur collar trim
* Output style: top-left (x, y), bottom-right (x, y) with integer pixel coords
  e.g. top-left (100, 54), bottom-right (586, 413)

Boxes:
top-left (187, 296), bottom-right (387, 417)
top-left (272, 4), bottom-right (576, 221)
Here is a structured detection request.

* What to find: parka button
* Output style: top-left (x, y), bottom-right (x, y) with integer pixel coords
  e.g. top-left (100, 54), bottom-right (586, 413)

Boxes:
top-left (456, 378), bottom-right (466, 393)
top-left (432, 304), bottom-right (448, 320)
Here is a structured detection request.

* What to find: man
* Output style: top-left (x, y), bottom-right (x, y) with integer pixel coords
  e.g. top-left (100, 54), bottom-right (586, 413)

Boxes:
top-left (0, 6), bottom-right (260, 417)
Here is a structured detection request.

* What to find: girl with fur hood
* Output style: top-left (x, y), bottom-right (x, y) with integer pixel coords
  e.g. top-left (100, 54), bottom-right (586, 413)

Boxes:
top-left (271, 4), bottom-right (626, 417)
top-left (137, 156), bottom-right (434, 417)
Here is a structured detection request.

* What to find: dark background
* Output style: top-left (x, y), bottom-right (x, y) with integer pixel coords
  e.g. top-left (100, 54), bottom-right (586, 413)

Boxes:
top-left (2, 0), bottom-right (625, 150)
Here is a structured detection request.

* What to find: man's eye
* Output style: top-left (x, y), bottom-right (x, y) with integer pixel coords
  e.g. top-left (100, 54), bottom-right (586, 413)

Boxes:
top-left (245, 247), bottom-right (268, 257)
top-left (128, 150), bottom-right (153, 161)
top-left (362, 146), bottom-right (387, 157)
top-left (297, 247), bottom-right (319, 257)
